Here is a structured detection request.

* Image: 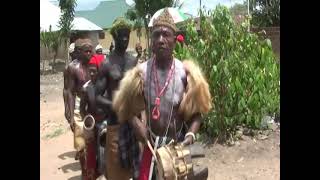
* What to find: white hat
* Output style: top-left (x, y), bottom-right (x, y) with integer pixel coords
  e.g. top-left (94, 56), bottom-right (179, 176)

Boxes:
top-left (68, 43), bottom-right (75, 54)
top-left (95, 44), bottom-right (103, 50)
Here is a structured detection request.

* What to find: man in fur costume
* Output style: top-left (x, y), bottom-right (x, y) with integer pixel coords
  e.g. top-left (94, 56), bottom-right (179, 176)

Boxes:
top-left (94, 17), bottom-right (139, 180)
top-left (112, 8), bottom-right (212, 180)
top-left (63, 38), bottom-right (94, 180)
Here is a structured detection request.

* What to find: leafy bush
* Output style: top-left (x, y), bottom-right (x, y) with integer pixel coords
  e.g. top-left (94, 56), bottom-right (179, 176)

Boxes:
top-left (180, 5), bottom-right (279, 140)
top-left (174, 42), bottom-right (191, 60)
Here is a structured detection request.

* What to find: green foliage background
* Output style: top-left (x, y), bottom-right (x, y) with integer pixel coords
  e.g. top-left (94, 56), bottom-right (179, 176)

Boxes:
top-left (175, 6), bottom-right (280, 140)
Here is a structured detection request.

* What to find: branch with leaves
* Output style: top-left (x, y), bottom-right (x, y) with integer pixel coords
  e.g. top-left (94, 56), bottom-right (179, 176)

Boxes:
top-left (58, 0), bottom-right (77, 63)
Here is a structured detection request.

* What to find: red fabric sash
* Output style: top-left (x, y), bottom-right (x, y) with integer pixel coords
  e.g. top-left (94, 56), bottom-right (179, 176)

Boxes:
top-left (84, 141), bottom-right (97, 180)
top-left (138, 146), bottom-right (153, 180)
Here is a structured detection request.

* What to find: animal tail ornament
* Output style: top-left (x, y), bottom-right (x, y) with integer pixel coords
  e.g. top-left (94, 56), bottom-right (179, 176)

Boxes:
top-left (112, 66), bottom-right (145, 123)
top-left (179, 59), bottom-right (213, 121)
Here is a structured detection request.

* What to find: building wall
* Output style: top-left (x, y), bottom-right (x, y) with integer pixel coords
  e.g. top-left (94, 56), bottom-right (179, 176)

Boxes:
top-left (40, 31), bottom-right (101, 61)
top-left (251, 27), bottom-right (280, 60)
top-left (40, 43), bottom-right (68, 61)
top-left (40, 29), bottom-right (149, 61)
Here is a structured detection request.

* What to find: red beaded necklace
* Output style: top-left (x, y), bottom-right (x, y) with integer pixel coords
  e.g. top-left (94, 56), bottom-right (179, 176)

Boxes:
top-left (151, 57), bottom-right (175, 120)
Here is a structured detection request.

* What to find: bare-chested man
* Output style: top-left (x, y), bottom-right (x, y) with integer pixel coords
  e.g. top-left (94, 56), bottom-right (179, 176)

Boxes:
top-left (135, 43), bottom-right (146, 65)
top-left (112, 9), bottom-right (212, 180)
top-left (63, 38), bottom-right (94, 180)
top-left (94, 17), bottom-right (138, 180)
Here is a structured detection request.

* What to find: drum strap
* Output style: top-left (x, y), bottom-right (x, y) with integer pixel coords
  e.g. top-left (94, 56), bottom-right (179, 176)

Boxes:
top-left (146, 59), bottom-right (176, 180)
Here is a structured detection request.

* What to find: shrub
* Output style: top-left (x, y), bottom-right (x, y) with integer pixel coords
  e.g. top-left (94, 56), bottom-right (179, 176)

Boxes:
top-left (179, 5), bottom-right (280, 141)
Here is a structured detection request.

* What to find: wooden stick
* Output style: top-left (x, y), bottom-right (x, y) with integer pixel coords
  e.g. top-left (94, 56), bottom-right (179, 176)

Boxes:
top-left (147, 140), bottom-right (158, 163)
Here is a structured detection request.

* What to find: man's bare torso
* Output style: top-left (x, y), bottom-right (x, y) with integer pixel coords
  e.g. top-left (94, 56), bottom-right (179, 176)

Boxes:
top-left (68, 59), bottom-right (90, 97)
top-left (138, 58), bottom-right (187, 140)
top-left (100, 52), bottom-right (137, 99)
top-left (96, 51), bottom-right (137, 124)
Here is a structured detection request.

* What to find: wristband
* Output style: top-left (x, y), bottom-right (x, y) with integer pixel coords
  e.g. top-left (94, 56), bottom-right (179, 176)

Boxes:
top-left (185, 132), bottom-right (196, 142)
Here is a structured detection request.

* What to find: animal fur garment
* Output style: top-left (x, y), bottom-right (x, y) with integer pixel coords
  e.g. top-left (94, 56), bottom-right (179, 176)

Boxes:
top-left (74, 120), bottom-right (86, 152)
top-left (112, 66), bottom-right (145, 123)
top-left (179, 60), bottom-right (212, 121)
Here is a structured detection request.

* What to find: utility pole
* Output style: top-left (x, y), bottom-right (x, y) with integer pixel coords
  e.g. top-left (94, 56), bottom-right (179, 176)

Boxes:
top-left (199, 0), bottom-right (202, 31)
top-left (200, 0), bottom-right (202, 17)
top-left (247, 0), bottom-right (250, 32)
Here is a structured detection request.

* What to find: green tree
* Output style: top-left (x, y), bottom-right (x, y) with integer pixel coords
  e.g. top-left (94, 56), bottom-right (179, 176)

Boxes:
top-left (40, 30), bottom-right (51, 72)
top-left (229, 3), bottom-right (247, 17)
top-left (125, 8), bottom-right (143, 43)
top-left (58, 0), bottom-right (77, 64)
top-left (49, 31), bottom-right (62, 72)
top-left (180, 6), bottom-right (279, 141)
top-left (40, 26), bottom-right (62, 72)
top-left (246, 0), bottom-right (280, 27)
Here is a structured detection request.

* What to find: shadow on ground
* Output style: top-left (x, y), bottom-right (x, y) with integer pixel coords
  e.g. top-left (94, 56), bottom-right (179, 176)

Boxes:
top-left (58, 151), bottom-right (77, 160)
top-left (68, 175), bottom-right (81, 180)
top-left (60, 162), bottom-right (81, 173)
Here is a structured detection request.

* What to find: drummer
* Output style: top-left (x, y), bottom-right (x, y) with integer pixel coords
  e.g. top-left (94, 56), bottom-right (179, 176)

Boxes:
top-left (112, 8), bottom-right (212, 180)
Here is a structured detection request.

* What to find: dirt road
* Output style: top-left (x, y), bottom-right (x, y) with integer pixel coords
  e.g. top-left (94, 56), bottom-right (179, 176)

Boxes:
top-left (40, 72), bottom-right (280, 180)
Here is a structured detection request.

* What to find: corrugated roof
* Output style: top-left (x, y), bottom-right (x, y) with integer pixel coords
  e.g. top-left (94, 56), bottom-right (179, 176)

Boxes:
top-left (75, 0), bottom-right (131, 29)
top-left (72, 17), bottom-right (103, 31)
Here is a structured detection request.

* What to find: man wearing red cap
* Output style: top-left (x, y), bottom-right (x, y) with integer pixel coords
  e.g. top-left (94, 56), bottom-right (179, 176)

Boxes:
top-left (79, 58), bottom-right (107, 179)
top-left (90, 44), bottom-right (105, 66)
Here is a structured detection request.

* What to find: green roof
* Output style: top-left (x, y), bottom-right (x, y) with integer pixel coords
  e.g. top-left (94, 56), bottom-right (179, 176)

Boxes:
top-left (75, 0), bottom-right (131, 29)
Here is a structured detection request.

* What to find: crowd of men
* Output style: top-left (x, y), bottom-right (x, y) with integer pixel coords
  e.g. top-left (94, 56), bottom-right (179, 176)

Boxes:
top-left (63, 8), bottom-right (211, 180)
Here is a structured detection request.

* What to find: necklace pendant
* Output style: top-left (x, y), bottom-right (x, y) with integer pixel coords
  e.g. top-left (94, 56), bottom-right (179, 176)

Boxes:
top-left (152, 107), bottom-right (160, 120)
top-left (155, 97), bottom-right (160, 106)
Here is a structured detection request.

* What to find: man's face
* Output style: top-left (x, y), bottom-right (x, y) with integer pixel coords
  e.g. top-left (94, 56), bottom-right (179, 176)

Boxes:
top-left (114, 29), bottom-right (130, 51)
top-left (79, 45), bottom-right (93, 63)
top-left (152, 26), bottom-right (176, 59)
top-left (89, 65), bottom-right (98, 82)
top-left (96, 49), bottom-right (103, 54)
top-left (136, 46), bottom-right (142, 55)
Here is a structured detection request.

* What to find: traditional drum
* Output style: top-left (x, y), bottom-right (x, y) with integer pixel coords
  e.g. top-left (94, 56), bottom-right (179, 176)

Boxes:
top-left (155, 143), bottom-right (207, 180)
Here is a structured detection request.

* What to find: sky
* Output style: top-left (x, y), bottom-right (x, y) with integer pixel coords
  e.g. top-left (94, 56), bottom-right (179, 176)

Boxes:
top-left (72, 0), bottom-right (245, 17)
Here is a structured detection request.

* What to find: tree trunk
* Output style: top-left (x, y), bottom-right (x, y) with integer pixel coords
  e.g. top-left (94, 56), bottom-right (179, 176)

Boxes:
top-left (66, 40), bottom-right (69, 66)
top-left (53, 54), bottom-right (57, 72)
top-left (42, 60), bottom-right (45, 74)
top-left (143, 18), bottom-right (150, 58)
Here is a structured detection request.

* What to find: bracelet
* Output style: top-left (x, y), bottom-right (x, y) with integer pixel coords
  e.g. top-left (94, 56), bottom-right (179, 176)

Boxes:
top-left (185, 132), bottom-right (196, 142)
